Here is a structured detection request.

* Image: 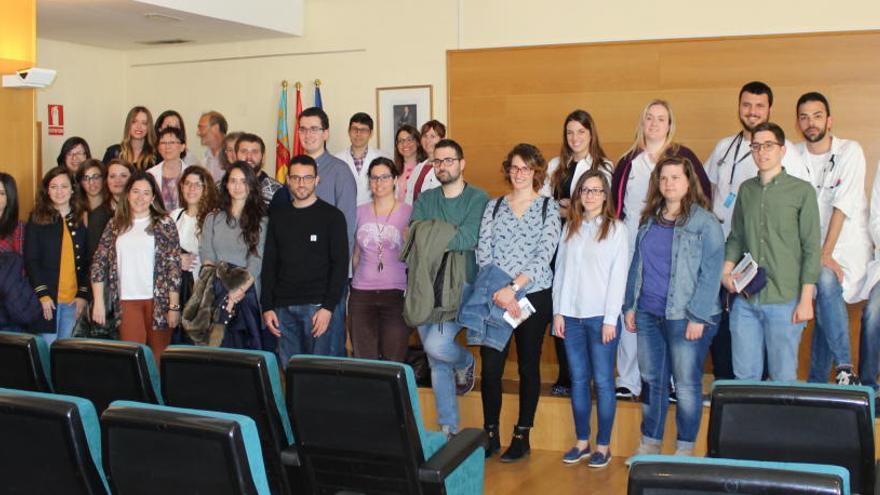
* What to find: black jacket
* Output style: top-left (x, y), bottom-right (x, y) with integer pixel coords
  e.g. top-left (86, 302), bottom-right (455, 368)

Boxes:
top-left (0, 252), bottom-right (41, 331)
top-left (24, 214), bottom-right (89, 332)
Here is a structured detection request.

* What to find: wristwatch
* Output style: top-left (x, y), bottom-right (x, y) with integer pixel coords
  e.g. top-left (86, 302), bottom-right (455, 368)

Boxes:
top-left (508, 281), bottom-right (520, 292)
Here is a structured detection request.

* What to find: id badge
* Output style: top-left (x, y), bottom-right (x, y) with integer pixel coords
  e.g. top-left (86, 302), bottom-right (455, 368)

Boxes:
top-left (723, 192), bottom-right (736, 208)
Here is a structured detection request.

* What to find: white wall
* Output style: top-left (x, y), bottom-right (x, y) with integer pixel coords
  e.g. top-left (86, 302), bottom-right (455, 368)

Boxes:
top-left (35, 0), bottom-right (880, 171)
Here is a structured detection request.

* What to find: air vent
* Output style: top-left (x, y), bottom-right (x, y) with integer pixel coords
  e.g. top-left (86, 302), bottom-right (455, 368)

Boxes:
top-left (137, 39), bottom-right (193, 45)
top-left (143, 12), bottom-right (183, 23)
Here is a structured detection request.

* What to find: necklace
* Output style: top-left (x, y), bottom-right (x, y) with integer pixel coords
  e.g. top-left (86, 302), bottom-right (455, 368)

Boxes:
top-left (372, 198), bottom-right (396, 272)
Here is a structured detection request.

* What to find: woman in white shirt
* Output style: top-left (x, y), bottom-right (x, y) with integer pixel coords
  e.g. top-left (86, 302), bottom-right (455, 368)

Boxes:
top-left (147, 127), bottom-right (187, 211)
top-left (552, 170), bottom-right (628, 468)
top-left (170, 166), bottom-right (218, 306)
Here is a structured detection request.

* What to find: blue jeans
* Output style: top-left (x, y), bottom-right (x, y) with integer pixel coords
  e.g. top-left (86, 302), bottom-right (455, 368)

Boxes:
top-left (418, 320), bottom-right (473, 432)
top-left (808, 268), bottom-right (853, 382)
top-left (328, 283), bottom-right (349, 357)
top-left (730, 297), bottom-right (804, 381)
top-left (636, 311), bottom-right (717, 449)
top-left (563, 316), bottom-right (619, 445)
top-left (859, 282), bottom-right (880, 391)
top-left (276, 304), bottom-right (333, 367)
top-left (41, 301), bottom-right (77, 345)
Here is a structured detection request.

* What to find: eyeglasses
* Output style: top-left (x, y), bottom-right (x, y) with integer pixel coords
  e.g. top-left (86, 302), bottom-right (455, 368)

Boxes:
top-left (369, 174), bottom-right (393, 182)
top-left (183, 181), bottom-right (204, 189)
top-left (397, 136), bottom-right (416, 144)
top-left (288, 175), bottom-right (316, 184)
top-left (749, 141), bottom-right (782, 152)
top-left (82, 174), bottom-right (103, 183)
top-left (298, 126), bottom-right (324, 135)
top-left (349, 126), bottom-right (371, 135)
top-left (430, 157), bottom-right (460, 167)
top-left (579, 187), bottom-right (605, 197)
top-left (159, 140), bottom-right (182, 146)
top-left (508, 165), bottom-right (533, 176)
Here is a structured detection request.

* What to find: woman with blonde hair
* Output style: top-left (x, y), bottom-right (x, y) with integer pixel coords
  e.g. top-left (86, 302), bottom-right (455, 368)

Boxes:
top-left (609, 99), bottom-right (711, 401)
top-left (102, 106), bottom-right (158, 171)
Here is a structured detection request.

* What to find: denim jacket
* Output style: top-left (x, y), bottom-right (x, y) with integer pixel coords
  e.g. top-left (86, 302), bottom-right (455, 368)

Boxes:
top-left (458, 263), bottom-right (526, 351)
top-left (623, 205), bottom-right (724, 324)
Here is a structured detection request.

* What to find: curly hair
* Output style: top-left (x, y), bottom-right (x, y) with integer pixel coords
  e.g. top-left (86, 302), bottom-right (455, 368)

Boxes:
top-left (30, 167), bottom-right (83, 226)
top-left (177, 165), bottom-right (218, 235)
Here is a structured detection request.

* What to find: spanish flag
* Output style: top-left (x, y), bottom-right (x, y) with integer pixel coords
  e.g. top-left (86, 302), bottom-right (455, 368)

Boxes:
top-left (275, 81), bottom-right (292, 183)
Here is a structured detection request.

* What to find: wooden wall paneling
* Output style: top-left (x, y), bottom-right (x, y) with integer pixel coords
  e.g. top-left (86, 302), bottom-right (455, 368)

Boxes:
top-left (0, 59), bottom-right (37, 218)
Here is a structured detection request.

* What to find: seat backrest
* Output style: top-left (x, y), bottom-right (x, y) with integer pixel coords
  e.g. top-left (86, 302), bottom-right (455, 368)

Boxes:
top-left (0, 387), bottom-right (109, 494)
top-left (161, 345), bottom-right (292, 494)
top-left (628, 455), bottom-right (849, 495)
top-left (50, 338), bottom-right (161, 412)
top-left (101, 400), bottom-right (270, 495)
top-left (0, 331), bottom-right (52, 392)
top-left (286, 356), bottom-right (428, 494)
top-left (708, 381), bottom-right (874, 495)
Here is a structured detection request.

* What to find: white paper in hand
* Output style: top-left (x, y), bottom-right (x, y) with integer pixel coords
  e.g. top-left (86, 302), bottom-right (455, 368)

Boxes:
top-left (503, 296), bottom-right (536, 329)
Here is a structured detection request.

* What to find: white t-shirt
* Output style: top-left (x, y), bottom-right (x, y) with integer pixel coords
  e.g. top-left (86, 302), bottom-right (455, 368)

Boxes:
top-left (796, 137), bottom-right (871, 302)
top-left (117, 216), bottom-right (156, 300)
top-left (623, 152), bottom-right (654, 259)
top-left (172, 208), bottom-right (201, 277)
top-left (705, 133), bottom-right (810, 238)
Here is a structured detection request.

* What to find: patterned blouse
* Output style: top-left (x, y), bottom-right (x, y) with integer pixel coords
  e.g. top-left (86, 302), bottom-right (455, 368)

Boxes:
top-left (476, 196), bottom-right (561, 293)
top-left (91, 215), bottom-right (181, 330)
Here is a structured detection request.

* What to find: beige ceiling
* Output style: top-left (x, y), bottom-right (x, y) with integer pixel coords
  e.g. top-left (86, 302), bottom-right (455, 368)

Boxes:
top-left (38, 0), bottom-right (301, 50)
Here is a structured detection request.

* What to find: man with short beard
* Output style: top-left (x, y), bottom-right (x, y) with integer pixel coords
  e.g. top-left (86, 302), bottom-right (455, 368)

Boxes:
top-left (794, 91), bottom-right (870, 385)
top-left (702, 81), bottom-right (810, 382)
top-left (261, 155), bottom-right (348, 363)
top-left (235, 133), bottom-right (282, 205)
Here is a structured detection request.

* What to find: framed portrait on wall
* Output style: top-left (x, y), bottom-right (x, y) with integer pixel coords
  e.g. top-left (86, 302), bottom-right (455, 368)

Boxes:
top-left (375, 85), bottom-right (433, 151)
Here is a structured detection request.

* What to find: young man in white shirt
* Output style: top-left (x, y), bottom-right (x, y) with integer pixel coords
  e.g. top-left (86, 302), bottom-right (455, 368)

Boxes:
top-left (703, 81), bottom-right (811, 382)
top-left (794, 92), bottom-right (871, 384)
top-left (333, 112), bottom-right (389, 206)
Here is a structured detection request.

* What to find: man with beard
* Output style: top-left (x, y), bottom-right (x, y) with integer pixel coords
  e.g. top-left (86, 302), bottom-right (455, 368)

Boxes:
top-left (261, 155), bottom-right (348, 363)
top-left (794, 92), bottom-right (871, 385)
top-left (235, 133), bottom-right (282, 205)
top-left (703, 81), bottom-right (810, 382)
top-left (409, 138), bottom-right (489, 437)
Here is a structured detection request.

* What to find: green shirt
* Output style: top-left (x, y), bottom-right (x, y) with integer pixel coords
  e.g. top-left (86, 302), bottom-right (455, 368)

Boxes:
top-left (411, 183), bottom-right (489, 282)
top-left (724, 168), bottom-right (821, 304)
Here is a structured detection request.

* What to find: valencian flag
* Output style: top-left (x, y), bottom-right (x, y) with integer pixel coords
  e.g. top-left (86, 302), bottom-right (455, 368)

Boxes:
top-left (292, 82), bottom-right (304, 157)
top-left (275, 81), bottom-right (291, 182)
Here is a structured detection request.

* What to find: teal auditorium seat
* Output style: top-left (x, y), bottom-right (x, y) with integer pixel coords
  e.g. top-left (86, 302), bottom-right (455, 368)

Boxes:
top-left (0, 330), bottom-right (52, 392)
top-left (51, 338), bottom-right (162, 412)
top-left (708, 380), bottom-right (876, 495)
top-left (101, 400), bottom-right (270, 495)
top-left (161, 345), bottom-right (295, 494)
top-left (0, 387), bottom-right (109, 494)
top-left (628, 455), bottom-right (850, 494)
top-left (283, 356), bottom-right (486, 495)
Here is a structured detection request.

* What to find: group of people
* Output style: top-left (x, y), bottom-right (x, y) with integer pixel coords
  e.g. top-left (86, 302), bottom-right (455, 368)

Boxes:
top-left (1, 79), bottom-right (879, 470)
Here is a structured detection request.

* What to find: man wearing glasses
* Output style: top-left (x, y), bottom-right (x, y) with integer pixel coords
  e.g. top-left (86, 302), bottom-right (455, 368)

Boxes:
top-left (722, 122), bottom-right (821, 382)
top-left (408, 139), bottom-right (489, 437)
top-left (271, 107), bottom-right (357, 357)
top-left (793, 92), bottom-right (870, 386)
top-left (333, 112), bottom-right (390, 206)
top-left (261, 154), bottom-right (349, 364)
top-left (235, 133), bottom-right (282, 205)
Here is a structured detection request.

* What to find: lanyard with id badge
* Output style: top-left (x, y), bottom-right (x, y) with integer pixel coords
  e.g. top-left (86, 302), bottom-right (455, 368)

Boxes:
top-left (718, 132), bottom-right (751, 210)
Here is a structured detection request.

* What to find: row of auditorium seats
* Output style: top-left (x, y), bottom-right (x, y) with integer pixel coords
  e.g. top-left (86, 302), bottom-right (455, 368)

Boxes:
top-left (0, 331), bottom-right (486, 495)
top-left (627, 380), bottom-right (878, 495)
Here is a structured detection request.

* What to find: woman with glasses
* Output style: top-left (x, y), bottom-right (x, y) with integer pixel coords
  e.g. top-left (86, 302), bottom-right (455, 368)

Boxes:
top-left (477, 143), bottom-right (560, 462)
top-left (200, 162), bottom-right (268, 349)
top-left (24, 168), bottom-right (89, 343)
top-left (56, 137), bottom-right (92, 174)
top-left (394, 125), bottom-right (428, 204)
top-left (349, 157), bottom-right (413, 362)
top-left (624, 156), bottom-right (723, 457)
top-left (91, 171), bottom-right (181, 362)
top-left (406, 120), bottom-right (446, 204)
top-left (76, 159), bottom-right (107, 213)
top-left (147, 127), bottom-right (188, 210)
top-left (155, 109), bottom-right (199, 167)
top-left (553, 171), bottom-right (628, 467)
top-left (542, 109), bottom-right (614, 398)
top-left (102, 106), bottom-right (158, 171)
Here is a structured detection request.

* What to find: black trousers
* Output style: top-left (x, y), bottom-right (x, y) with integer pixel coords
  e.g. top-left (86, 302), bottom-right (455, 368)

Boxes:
top-left (480, 288), bottom-right (552, 428)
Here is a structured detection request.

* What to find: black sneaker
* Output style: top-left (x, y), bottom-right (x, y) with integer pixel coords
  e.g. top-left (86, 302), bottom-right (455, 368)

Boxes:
top-left (615, 387), bottom-right (634, 400)
top-left (551, 384), bottom-right (571, 397)
top-left (455, 358), bottom-right (476, 396)
top-left (835, 366), bottom-right (861, 386)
